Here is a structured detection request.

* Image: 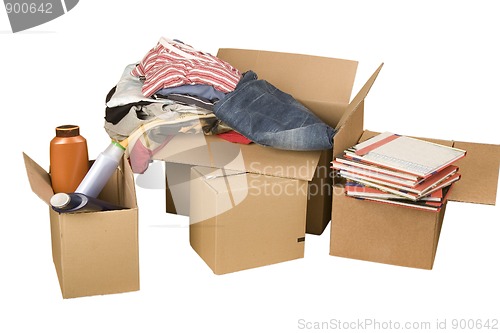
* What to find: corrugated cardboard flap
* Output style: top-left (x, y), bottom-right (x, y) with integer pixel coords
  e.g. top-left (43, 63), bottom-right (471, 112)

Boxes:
top-left (122, 157), bottom-right (139, 209)
top-left (331, 64), bottom-right (383, 159)
top-left (154, 134), bottom-right (322, 181)
top-left (23, 152), bottom-right (53, 205)
top-left (335, 63), bottom-right (384, 131)
top-left (448, 141), bottom-right (500, 205)
top-left (217, 48), bottom-right (358, 106)
top-left (217, 48), bottom-right (360, 128)
top-left (192, 166), bottom-right (247, 194)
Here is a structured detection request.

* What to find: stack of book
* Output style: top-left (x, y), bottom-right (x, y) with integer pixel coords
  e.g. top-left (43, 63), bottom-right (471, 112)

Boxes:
top-left (332, 132), bottom-right (466, 211)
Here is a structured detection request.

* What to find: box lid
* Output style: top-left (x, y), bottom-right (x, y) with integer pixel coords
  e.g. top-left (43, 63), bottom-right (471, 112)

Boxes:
top-left (192, 166), bottom-right (249, 194)
top-left (23, 152), bottom-right (53, 205)
top-left (449, 141), bottom-right (500, 205)
top-left (217, 48), bottom-right (358, 128)
top-left (335, 64), bottom-right (384, 132)
top-left (154, 134), bottom-right (321, 181)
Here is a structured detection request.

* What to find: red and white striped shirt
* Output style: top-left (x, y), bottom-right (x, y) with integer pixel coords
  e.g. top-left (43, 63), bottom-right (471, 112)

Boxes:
top-left (132, 38), bottom-right (242, 97)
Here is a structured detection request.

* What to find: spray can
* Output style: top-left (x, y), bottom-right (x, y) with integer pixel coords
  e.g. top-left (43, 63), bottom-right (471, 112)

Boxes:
top-left (50, 125), bottom-right (89, 193)
top-left (75, 141), bottom-right (126, 198)
top-left (50, 192), bottom-right (125, 213)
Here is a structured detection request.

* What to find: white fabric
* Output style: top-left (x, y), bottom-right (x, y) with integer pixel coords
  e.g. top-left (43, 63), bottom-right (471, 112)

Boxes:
top-left (106, 63), bottom-right (165, 108)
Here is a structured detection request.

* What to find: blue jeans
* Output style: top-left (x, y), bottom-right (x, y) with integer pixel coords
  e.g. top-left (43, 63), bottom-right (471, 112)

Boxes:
top-left (213, 71), bottom-right (335, 150)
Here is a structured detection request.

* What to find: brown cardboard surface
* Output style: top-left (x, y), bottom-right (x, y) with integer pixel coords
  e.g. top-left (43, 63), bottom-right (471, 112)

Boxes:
top-left (333, 101), bottom-right (365, 160)
top-left (305, 149), bottom-right (333, 235)
top-left (449, 141), bottom-right (500, 204)
top-left (165, 162), bottom-right (194, 216)
top-left (330, 188), bottom-right (446, 269)
top-left (23, 153), bottom-right (53, 205)
top-left (165, 177), bottom-right (177, 214)
top-left (166, 151), bottom-right (333, 234)
top-left (330, 63), bottom-right (384, 160)
top-left (190, 166), bottom-right (307, 274)
top-left (56, 209), bottom-right (139, 298)
top-left (155, 134), bottom-right (322, 181)
top-left (216, 48), bottom-right (358, 128)
top-left (300, 99), bottom-right (348, 130)
top-left (24, 153), bottom-right (140, 298)
top-left (335, 64), bottom-right (384, 131)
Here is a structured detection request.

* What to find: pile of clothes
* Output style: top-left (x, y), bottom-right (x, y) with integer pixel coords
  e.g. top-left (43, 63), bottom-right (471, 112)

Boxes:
top-left (104, 37), bottom-right (335, 173)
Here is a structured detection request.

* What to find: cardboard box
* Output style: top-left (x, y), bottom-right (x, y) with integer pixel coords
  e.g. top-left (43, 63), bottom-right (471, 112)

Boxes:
top-left (23, 153), bottom-right (140, 298)
top-left (158, 48), bottom-right (383, 235)
top-left (330, 126), bottom-right (500, 269)
top-left (189, 166), bottom-right (307, 274)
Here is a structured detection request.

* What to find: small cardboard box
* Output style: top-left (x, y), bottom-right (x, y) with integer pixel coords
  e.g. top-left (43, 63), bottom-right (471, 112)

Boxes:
top-left (189, 166), bottom-right (307, 274)
top-left (23, 153), bottom-right (140, 298)
top-left (330, 127), bottom-right (500, 269)
top-left (158, 48), bottom-right (383, 235)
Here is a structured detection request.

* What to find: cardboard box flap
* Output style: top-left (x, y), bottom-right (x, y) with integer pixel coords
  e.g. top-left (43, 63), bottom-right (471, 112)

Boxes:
top-left (299, 99), bottom-right (348, 129)
top-left (448, 141), bottom-right (500, 205)
top-left (154, 134), bottom-right (322, 181)
top-left (23, 152), bottom-right (53, 205)
top-left (122, 158), bottom-right (139, 209)
top-left (335, 63), bottom-right (384, 131)
top-left (217, 48), bottom-right (358, 106)
top-left (192, 166), bottom-right (248, 194)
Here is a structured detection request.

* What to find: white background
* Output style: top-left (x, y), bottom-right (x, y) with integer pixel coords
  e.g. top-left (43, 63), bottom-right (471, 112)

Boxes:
top-left (1, 1), bottom-right (499, 332)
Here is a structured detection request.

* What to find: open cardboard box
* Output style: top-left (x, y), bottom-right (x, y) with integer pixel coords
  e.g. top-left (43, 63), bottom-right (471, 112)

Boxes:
top-left (330, 112), bottom-right (500, 269)
top-left (23, 153), bottom-right (140, 298)
top-left (158, 48), bottom-right (384, 236)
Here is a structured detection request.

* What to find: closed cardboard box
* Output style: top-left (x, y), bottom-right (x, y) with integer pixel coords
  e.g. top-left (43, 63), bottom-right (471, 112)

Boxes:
top-left (23, 153), bottom-right (140, 298)
top-left (189, 166), bottom-right (307, 274)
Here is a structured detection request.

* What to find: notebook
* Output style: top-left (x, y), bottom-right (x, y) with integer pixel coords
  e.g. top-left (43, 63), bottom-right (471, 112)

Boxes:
top-left (339, 165), bottom-right (458, 195)
top-left (345, 182), bottom-right (444, 202)
top-left (351, 185), bottom-right (453, 212)
top-left (345, 132), bottom-right (466, 178)
top-left (342, 172), bottom-right (461, 201)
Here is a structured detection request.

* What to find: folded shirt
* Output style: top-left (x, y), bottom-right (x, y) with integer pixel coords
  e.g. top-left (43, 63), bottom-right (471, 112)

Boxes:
top-left (132, 37), bottom-right (242, 97)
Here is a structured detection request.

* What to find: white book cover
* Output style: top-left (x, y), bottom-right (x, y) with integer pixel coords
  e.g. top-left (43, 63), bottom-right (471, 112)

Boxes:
top-left (346, 132), bottom-right (466, 177)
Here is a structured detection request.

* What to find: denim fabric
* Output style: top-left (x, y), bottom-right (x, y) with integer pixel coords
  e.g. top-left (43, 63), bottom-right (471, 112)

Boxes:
top-left (213, 71), bottom-right (335, 151)
top-left (154, 84), bottom-right (226, 102)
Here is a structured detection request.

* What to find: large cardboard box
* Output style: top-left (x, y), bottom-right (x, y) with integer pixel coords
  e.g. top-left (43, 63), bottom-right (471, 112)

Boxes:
top-left (23, 153), bottom-right (140, 298)
top-left (158, 48), bottom-right (384, 235)
top-left (189, 166), bottom-right (307, 274)
top-left (330, 126), bottom-right (500, 269)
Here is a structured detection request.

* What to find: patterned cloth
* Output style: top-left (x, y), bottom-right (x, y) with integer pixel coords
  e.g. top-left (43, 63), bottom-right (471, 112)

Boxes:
top-left (132, 37), bottom-right (242, 97)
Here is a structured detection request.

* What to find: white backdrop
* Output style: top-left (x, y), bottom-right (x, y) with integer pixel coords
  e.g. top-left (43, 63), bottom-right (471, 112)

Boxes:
top-left (1, 1), bottom-right (499, 332)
